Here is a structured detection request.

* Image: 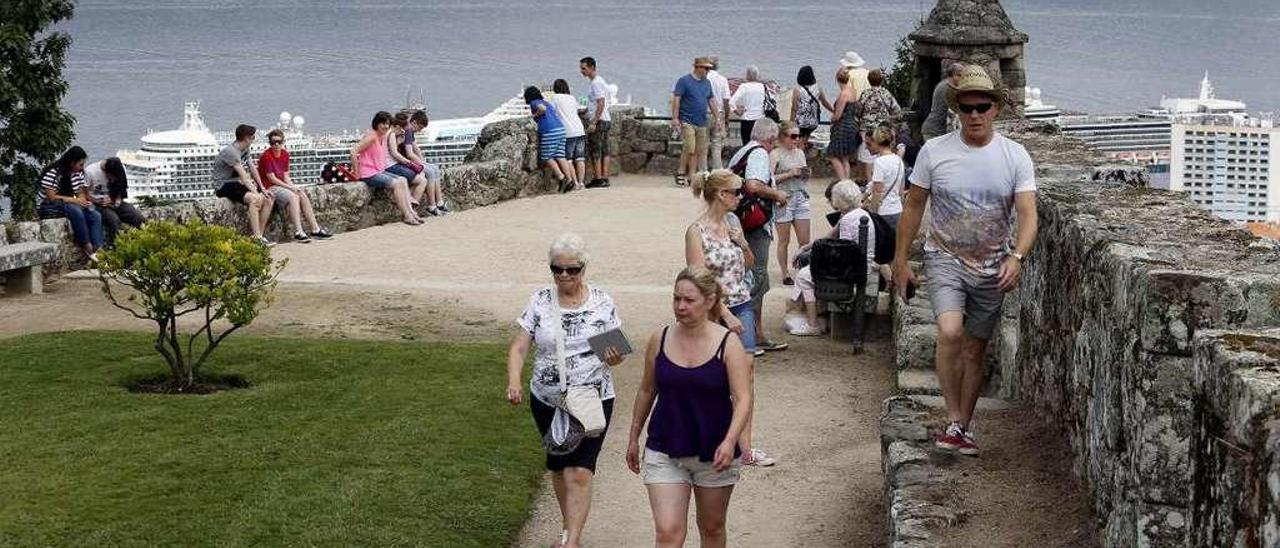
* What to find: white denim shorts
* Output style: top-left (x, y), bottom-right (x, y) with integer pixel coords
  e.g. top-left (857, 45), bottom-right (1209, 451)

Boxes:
top-left (641, 448), bottom-right (740, 488)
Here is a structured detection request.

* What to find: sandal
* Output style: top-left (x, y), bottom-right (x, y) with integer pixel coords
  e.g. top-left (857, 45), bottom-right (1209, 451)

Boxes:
top-left (557, 177), bottom-right (573, 193)
top-left (783, 276), bottom-right (794, 286)
top-left (674, 173), bottom-right (688, 187)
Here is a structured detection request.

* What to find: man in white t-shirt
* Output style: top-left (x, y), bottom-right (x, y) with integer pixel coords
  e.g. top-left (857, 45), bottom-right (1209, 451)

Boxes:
top-left (580, 56), bottom-right (613, 188)
top-left (892, 65), bottom-right (1039, 458)
top-left (704, 56), bottom-right (731, 171)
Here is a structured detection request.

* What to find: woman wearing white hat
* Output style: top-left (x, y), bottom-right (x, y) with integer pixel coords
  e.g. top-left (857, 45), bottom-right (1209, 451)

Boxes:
top-left (839, 51), bottom-right (871, 99)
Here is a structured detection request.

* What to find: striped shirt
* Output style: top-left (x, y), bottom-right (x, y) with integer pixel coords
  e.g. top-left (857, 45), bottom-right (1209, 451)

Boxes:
top-left (40, 166), bottom-right (86, 203)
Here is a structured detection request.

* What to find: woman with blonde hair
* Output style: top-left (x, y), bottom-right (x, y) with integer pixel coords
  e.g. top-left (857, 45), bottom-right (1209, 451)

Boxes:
top-left (683, 169), bottom-right (776, 467)
top-left (627, 265), bottom-right (753, 548)
top-left (771, 120), bottom-right (812, 286)
top-left (505, 233), bottom-right (627, 548)
top-left (863, 124), bottom-right (906, 228)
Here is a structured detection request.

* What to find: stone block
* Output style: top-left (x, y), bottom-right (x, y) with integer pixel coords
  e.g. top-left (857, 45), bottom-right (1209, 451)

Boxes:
top-left (894, 324), bottom-right (936, 371)
top-left (635, 140), bottom-right (667, 154)
top-left (1141, 270), bottom-right (1249, 355)
top-left (10, 221), bottom-right (40, 243)
top-left (1123, 353), bottom-right (1193, 506)
top-left (618, 153), bottom-right (649, 173)
top-left (667, 142), bottom-right (685, 158)
top-left (643, 154), bottom-right (681, 177)
top-left (636, 120), bottom-right (674, 142)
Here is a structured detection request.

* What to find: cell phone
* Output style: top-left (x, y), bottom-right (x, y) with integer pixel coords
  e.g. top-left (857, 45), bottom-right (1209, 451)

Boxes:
top-left (905, 281), bottom-right (917, 301)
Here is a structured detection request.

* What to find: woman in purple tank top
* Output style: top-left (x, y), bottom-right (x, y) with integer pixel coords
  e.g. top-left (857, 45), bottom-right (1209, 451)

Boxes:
top-left (626, 265), bottom-right (752, 547)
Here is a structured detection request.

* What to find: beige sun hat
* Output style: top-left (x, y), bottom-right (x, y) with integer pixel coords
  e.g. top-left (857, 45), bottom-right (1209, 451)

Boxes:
top-left (839, 51), bottom-right (866, 69)
top-left (693, 56), bottom-right (715, 69)
top-left (945, 65), bottom-right (1004, 111)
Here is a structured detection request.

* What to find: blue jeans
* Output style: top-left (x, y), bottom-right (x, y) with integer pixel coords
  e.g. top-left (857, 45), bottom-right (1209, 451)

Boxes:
top-left (727, 301), bottom-right (757, 352)
top-left (46, 202), bottom-right (105, 250)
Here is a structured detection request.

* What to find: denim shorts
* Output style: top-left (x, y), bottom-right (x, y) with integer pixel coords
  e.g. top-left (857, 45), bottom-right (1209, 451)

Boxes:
top-left (774, 188), bottom-right (811, 224)
top-left (362, 170), bottom-right (398, 189)
top-left (565, 136), bottom-right (587, 161)
top-left (268, 185), bottom-right (296, 206)
top-left (726, 300), bottom-right (757, 352)
top-left (423, 162), bottom-right (442, 183)
top-left (385, 163), bottom-right (418, 181)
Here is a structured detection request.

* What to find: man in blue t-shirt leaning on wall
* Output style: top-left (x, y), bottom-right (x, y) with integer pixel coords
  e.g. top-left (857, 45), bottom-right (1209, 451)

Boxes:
top-left (670, 56), bottom-right (722, 187)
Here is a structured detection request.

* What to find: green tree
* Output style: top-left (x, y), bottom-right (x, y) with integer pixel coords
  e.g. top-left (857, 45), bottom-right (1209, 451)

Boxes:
top-left (97, 221), bottom-right (286, 390)
top-left (884, 32), bottom-right (917, 110)
top-left (0, 0), bottom-right (77, 221)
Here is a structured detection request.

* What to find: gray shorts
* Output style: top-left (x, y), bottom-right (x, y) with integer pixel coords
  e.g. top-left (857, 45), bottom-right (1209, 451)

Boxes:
top-left (924, 251), bottom-right (1003, 340)
top-left (747, 228), bottom-right (772, 305)
top-left (641, 448), bottom-right (740, 488)
top-left (269, 185), bottom-right (296, 206)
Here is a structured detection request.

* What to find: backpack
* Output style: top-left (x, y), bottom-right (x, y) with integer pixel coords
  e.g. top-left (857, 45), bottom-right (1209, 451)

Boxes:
top-left (729, 144), bottom-right (773, 232)
top-left (867, 213), bottom-right (896, 264)
top-left (810, 238), bottom-right (866, 285)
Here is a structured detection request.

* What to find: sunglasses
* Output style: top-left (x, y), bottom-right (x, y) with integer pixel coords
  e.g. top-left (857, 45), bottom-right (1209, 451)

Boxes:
top-left (269, 139), bottom-right (284, 145)
top-left (549, 264), bottom-right (584, 276)
top-left (785, 133), bottom-right (801, 138)
top-left (721, 187), bottom-right (744, 198)
top-left (957, 102), bottom-right (994, 114)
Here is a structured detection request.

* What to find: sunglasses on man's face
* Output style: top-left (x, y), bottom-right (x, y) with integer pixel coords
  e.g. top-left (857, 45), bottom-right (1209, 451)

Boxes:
top-left (269, 140), bottom-right (284, 145)
top-left (550, 264), bottom-right (584, 276)
top-left (957, 102), bottom-right (994, 114)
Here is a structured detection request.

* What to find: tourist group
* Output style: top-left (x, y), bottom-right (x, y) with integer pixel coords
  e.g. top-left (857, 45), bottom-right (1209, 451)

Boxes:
top-left (501, 55), bottom-right (1039, 548)
top-left (32, 52), bottom-right (1039, 548)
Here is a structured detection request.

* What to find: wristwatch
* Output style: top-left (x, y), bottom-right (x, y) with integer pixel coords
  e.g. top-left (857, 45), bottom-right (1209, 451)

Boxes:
top-left (1010, 251), bottom-right (1025, 261)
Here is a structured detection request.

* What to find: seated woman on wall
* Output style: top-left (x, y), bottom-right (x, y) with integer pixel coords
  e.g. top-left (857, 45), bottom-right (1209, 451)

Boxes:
top-left (524, 86), bottom-right (576, 193)
top-left (350, 111), bottom-right (424, 226)
top-left (787, 180), bottom-right (883, 336)
top-left (386, 113), bottom-right (431, 214)
top-left (37, 146), bottom-right (104, 262)
top-left (84, 157), bottom-right (145, 248)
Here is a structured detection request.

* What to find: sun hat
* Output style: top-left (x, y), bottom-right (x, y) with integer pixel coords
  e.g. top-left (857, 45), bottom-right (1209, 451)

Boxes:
top-left (838, 51), bottom-right (866, 69)
top-left (945, 64), bottom-right (1004, 111)
top-left (693, 56), bottom-right (715, 69)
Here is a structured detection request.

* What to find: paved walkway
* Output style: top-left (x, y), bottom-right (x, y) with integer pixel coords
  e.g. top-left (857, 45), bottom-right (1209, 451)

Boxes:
top-left (2, 175), bottom-right (892, 546)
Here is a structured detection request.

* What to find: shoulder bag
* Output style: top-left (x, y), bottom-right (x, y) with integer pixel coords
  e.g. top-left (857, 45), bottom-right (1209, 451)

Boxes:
top-left (553, 292), bottom-right (607, 437)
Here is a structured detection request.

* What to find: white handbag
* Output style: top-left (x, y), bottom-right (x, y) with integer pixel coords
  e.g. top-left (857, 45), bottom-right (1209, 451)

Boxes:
top-left (553, 293), bottom-right (607, 437)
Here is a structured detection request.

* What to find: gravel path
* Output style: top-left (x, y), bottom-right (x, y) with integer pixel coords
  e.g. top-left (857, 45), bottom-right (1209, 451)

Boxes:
top-left (1, 175), bottom-right (892, 547)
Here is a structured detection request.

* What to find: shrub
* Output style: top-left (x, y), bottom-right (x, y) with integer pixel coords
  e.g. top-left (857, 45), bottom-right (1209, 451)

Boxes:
top-left (97, 220), bottom-right (286, 390)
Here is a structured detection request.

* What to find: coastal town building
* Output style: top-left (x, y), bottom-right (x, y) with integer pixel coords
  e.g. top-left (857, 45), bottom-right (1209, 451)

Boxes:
top-left (1170, 122), bottom-right (1280, 223)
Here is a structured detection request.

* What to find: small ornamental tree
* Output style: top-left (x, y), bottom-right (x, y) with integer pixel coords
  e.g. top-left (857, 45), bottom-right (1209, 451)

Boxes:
top-left (884, 31), bottom-right (917, 110)
top-left (98, 220), bottom-right (286, 390)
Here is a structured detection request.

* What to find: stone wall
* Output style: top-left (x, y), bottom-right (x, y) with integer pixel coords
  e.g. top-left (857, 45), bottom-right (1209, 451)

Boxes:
top-left (990, 125), bottom-right (1280, 545)
top-left (1, 114), bottom-right (564, 282)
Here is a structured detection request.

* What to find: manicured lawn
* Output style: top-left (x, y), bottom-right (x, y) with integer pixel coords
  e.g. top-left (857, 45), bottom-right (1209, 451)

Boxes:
top-left (0, 331), bottom-right (543, 547)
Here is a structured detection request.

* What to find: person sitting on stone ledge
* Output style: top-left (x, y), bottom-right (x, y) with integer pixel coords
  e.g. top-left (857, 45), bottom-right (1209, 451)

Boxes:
top-left (84, 156), bottom-right (145, 249)
top-left (257, 129), bottom-right (332, 242)
top-left (350, 111), bottom-right (423, 226)
top-left (387, 113), bottom-right (432, 215)
top-left (789, 180), bottom-right (880, 337)
top-left (37, 146), bottom-right (104, 262)
top-left (212, 124), bottom-right (276, 246)
top-left (402, 110), bottom-right (449, 214)
top-left (524, 86), bottom-right (576, 193)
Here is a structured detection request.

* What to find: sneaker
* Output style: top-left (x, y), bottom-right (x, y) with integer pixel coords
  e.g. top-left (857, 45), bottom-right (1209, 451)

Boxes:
top-left (752, 348), bottom-right (766, 358)
top-left (426, 206), bottom-right (441, 216)
top-left (255, 236), bottom-right (276, 248)
top-left (742, 448), bottom-right (776, 467)
top-left (436, 202), bottom-right (450, 214)
top-left (292, 231), bottom-right (312, 243)
top-left (789, 323), bottom-right (823, 336)
top-left (600, 178), bottom-right (612, 187)
top-left (758, 339), bottom-right (789, 352)
top-left (309, 228), bottom-right (333, 240)
top-left (585, 178), bottom-right (607, 189)
top-left (935, 422), bottom-right (965, 452)
top-left (958, 428), bottom-right (980, 457)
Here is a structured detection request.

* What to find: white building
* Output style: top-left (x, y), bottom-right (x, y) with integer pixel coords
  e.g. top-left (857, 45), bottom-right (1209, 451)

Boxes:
top-left (1170, 124), bottom-right (1279, 223)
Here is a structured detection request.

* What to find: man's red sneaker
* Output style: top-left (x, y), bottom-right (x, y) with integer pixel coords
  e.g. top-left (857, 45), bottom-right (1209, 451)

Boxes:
top-left (958, 429), bottom-right (980, 457)
top-left (935, 422), bottom-right (965, 451)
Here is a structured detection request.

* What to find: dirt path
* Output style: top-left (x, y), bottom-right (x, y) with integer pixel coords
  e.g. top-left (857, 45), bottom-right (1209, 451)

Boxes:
top-left (1, 175), bottom-right (891, 546)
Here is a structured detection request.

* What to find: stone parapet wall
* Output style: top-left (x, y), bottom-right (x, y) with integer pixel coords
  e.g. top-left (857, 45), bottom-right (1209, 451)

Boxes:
top-left (993, 125), bottom-right (1280, 545)
top-left (1, 114), bottom-right (565, 282)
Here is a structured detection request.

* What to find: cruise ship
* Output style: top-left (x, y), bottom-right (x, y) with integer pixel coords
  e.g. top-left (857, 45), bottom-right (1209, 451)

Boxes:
top-left (118, 92), bottom-right (591, 203)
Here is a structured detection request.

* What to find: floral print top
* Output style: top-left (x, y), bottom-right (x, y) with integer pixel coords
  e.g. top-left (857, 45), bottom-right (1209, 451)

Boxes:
top-left (696, 214), bottom-right (752, 308)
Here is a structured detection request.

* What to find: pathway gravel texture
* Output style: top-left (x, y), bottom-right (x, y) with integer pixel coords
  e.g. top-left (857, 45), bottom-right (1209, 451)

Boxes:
top-left (1, 175), bottom-right (892, 547)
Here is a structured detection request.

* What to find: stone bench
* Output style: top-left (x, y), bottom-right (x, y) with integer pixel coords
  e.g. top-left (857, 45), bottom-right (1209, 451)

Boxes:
top-left (0, 242), bottom-right (59, 295)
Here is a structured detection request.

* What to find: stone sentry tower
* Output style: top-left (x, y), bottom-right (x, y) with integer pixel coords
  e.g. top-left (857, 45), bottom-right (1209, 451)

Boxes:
top-left (909, 0), bottom-right (1028, 137)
